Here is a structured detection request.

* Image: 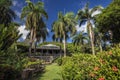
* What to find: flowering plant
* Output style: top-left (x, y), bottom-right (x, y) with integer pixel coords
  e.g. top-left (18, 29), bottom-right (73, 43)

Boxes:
top-left (61, 46), bottom-right (120, 80)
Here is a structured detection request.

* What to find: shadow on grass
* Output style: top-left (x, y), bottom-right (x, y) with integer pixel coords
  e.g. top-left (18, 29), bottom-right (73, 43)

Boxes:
top-left (31, 70), bottom-right (46, 80)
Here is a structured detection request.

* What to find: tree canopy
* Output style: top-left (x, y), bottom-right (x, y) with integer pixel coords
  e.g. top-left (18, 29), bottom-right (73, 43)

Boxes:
top-left (96, 0), bottom-right (120, 43)
top-left (0, 0), bottom-right (16, 26)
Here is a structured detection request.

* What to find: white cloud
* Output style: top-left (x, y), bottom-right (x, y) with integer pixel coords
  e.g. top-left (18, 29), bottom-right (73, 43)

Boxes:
top-left (18, 25), bottom-right (29, 40)
top-left (92, 10), bottom-right (101, 17)
top-left (47, 28), bottom-right (50, 32)
top-left (15, 11), bottom-right (21, 18)
top-left (81, 6), bottom-right (103, 17)
top-left (13, 1), bottom-right (18, 6)
top-left (75, 19), bottom-right (96, 34)
top-left (75, 23), bottom-right (87, 33)
top-left (13, 0), bottom-right (23, 8)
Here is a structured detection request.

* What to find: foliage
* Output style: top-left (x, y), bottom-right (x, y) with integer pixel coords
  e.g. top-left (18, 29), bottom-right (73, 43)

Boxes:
top-left (61, 46), bottom-right (120, 80)
top-left (0, 52), bottom-right (43, 80)
top-left (72, 31), bottom-right (88, 45)
top-left (0, 64), bottom-right (21, 80)
top-left (52, 11), bottom-right (77, 57)
top-left (67, 43), bottom-right (91, 54)
top-left (94, 27), bottom-right (103, 52)
top-left (0, 0), bottom-right (46, 80)
top-left (16, 42), bottom-right (29, 53)
top-left (39, 42), bottom-right (91, 54)
top-left (76, 3), bottom-right (102, 55)
top-left (52, 12), bottom-right (77, 41)
top-left (0, 50), bottom-right (23, 80)
top-left (0, 0), bottom-right (16, 26)
top-left (96, 0), bottom-right (120, 43)
top-left (21, 0), bottom-right (48, 55)
top-left (0, 0), bottom-right (23, 79)
top-left (55, 57), bottom-right (63, 66)
top-left (0, 24), bottom-right (21, 52)
top-left (22, 57), bottom-right (42, 68)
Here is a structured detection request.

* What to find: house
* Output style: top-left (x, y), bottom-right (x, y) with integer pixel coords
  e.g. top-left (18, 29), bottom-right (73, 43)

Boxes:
top-left (31, 44), bottom-right (63, 62)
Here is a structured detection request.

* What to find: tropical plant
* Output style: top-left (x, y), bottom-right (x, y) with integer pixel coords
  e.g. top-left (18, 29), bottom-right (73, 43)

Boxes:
top-left (0, 23), bottom-right (22, 80)
top-left (72, 31), bottom-right (88, 45)
top-left (0, 0), bottom-right (16, 26)
top-left (76, 3), bottom-right (102, 55)
top-left (21, 0), bottom-right (48, 56)
top-left (0, 24), bottom-right (22, 53)
top-left (26, 22), bottom-right (48, 54)
top-left (96, 0), bottom-right (120, 44)
top-left (52, 12), bottom-right (77, 57)
top-left (61, 45), bottom-right (120, 80)
top-left (52, 33), bottom-right (69, 43)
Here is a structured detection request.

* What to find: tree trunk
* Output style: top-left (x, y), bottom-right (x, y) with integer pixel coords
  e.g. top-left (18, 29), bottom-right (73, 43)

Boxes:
top-left (63, 34), bottom-right (66, 57)
top-left (29, 28), bottom-right (34, 57)
top-left (99, 42), bottom-right (102, 52)
top-left (60, 45), bottom-right (62, 58)
top-left (99, 33), bottom-right (103, 52)
top-left (34, 41), bottom-right (37, 55)
top-left (88, 20), bottom-right (95, 55)
top-left (33, 28), bottom-right (37, 55)
top-left (29, 43), bottom-right (32, 57)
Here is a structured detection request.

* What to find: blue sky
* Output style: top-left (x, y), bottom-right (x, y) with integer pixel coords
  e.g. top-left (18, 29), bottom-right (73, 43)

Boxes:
top-left (13, 0), bottom-right (112, 42)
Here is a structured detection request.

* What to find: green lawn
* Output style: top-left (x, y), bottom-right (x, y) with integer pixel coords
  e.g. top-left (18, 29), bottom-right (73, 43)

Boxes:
top-left (38, 63), bottom-right (62, 80)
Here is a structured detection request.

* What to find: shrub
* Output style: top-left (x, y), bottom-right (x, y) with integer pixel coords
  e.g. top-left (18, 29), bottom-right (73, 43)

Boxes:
top-left (61, 54), bottom-right (97, 80)
top-left (0, 64), bottom-right (21, 80)
top-left (22, 57), bottom-right (42, 68)
top-left (66, 43), bottom-right (91, 54)
top-left (55, 57), bottom-right (63, 66)
top-left (61, 46), bottom-right (120, 80)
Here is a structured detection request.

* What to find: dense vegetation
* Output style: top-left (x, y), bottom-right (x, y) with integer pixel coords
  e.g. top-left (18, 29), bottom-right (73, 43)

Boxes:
top-left (58, 46), bottom-right (120, 80)
top-left (0, 0), bottom-right (120, 80)
top-left (96, 0), bottom-right (120, 44)
top-left (0, 0), bottom-right (46, 79)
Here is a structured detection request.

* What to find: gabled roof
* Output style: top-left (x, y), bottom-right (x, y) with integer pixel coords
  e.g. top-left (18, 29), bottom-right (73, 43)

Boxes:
top-left (39, 44), bottom-right (60, 50)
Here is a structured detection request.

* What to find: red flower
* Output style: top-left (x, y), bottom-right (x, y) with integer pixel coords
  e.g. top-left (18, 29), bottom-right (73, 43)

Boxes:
top-left (89, 73), bottom-right (95, 77)
top-left (98, 77), bottom-right (105, 80)
top-left (109, 51), bottom-right (112, 55)
top-left (112, 66), bottom-right (118, 72)
top-left (94, 66), bottom-right (100, 71)
top-left (99, 59), bottom-right (105, 64)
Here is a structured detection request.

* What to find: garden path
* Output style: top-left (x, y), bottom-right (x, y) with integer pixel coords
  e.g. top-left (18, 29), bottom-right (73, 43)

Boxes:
top-left (38, 63), bottom-right (62, 80)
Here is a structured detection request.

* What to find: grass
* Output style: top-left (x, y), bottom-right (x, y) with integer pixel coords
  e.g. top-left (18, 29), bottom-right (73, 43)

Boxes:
top-left (35, 63), bottom-right (62, 80)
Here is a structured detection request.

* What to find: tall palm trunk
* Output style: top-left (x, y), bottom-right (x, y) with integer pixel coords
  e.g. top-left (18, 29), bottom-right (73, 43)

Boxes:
top-left (29, 28), bottom-right (34, 57)
top-left (33, 28), bottom-right (37, 55)
top-left (88, 20), bottom-right (95, 55)
top-left (63, 34), bottom-right (66, 57)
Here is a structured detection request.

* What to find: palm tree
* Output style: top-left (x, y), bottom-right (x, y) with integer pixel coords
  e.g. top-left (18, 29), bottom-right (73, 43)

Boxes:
top-left (76, 3), bottom-right (102, 55)
top-left (52, 12), bottom-right (77, 57)
top-left (52, 33), bottom-right (69, 43)
top-left (72, 31), bottom-right (88, 46)
top-left (0, 0), bottom-right (16, 26)
top-left (21, 0), bottom-right (48, 56)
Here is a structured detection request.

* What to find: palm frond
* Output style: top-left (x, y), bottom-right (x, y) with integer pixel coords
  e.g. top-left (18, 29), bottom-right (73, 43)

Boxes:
top-left (90, 5), bottom-right (103, 16)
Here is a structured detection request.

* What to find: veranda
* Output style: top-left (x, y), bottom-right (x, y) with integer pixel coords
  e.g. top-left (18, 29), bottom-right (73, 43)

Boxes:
top-left (31, 44), bottom-right (63, 62)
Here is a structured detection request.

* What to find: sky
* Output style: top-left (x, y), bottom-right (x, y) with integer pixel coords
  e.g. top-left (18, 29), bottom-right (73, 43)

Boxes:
top-left (12, 0), bottom-right (112, 42)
